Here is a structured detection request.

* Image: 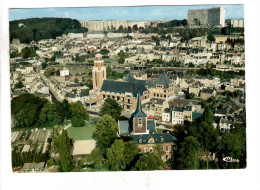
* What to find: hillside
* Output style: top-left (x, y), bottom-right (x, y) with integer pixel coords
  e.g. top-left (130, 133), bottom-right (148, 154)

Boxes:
top-left (9, 17), bottom-right (88, 43)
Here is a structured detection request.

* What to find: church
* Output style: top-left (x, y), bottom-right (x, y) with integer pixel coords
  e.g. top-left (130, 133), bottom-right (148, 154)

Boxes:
top-left (118, 94), bottom-right (177, 162)
top-left (89, 53), bottom-right (174, 112)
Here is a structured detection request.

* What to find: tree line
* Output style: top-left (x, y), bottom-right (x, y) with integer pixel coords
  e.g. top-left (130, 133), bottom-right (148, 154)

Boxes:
top-left (11, 93), bottom-right (89, 128)
top-left (10, 18), bottom-right (88, 43)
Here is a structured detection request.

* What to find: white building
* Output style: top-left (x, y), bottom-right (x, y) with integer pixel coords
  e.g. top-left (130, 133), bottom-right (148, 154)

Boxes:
top-left (60, 67), bottom-right (70, 77)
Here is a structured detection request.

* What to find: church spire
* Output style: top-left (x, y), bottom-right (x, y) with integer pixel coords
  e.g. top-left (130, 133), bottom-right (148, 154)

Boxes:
top-left (132, 93), bottom-right (146, 118)
top-left (136, 93), bottom-right (142, 113)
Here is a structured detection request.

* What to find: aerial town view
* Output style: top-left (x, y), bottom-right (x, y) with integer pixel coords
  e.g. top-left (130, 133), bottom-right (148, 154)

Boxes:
top-left (9, 5), bottom-right (246, 172)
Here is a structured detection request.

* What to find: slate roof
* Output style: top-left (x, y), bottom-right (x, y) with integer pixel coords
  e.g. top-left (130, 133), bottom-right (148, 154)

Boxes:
top-left (101, 80), bottom-right (147, 97)
top-left (118, 120), bottom-right (130, 135)
top-left (68, 84), bottom-right (81, 87)
top-left (184, 106), bottom-right (192, 111)
top-left (163, 108), bottom-right (171, 113)
top-left (124, 72), bottom-right (136, 83)
top-left (79, 90), bottom-right (89, 97)
top-left (147, 120), bottom-right (156, 133)
top-left (65, 92), bottom-right (76, 98)
top-left (131, 133), bottom-right (177, 145)
top-left (192, 112), bottom-right (203, 119)
top-left (172, 107), bottom-right (184, 112)
top-left (201, 88), bottom-right (215, 94)
top-left (155, 72), bottom-right (170, 88)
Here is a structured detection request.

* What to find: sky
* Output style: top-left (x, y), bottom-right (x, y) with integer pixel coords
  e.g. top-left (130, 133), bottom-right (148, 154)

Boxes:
top-left (9, 5), bottom-right (244, 21)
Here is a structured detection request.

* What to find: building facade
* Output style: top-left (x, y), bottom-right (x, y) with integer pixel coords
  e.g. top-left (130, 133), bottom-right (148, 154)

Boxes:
top-left (188, 7), bottom-right (225, 27)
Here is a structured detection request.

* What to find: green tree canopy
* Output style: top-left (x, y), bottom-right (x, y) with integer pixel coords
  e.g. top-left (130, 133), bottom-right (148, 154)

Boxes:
top-left (100, 98), bottom-right (122, 120)
top-left (207, 34), bottom-right (216, 43)
top-left (106, 139), bottom-right (139, 171)
top-left (134, 152), bottom-right (163, 171)
top-left (70, 101), bottom-right (89, 127)
top-left (93, 115), bottom-right (118, 153)
top-left (11, 93), bottom-right (47, 127)
top-left (87, 148), bottom-right (104, 170)
top-left (54, 130), bottom-right (73, 172)
top-left (173, 136), bottom-right (200, 170)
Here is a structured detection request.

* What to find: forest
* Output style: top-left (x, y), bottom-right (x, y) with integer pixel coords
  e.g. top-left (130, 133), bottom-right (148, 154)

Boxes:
top-left (10, 18), bottom-right (88, 43)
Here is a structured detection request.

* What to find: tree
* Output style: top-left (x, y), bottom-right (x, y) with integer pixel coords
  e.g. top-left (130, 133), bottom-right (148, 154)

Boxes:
top-left (100, 98), bottom-right (122, 120)
top-left (54, 130), bottom-right (72, 172)
top-left (134, 152), bottom-right (163, 171)
top-left (21, 47), bottom-right (34, 58)
top-left (93, 115), bottom-right (118, 153)
top-left (70, 101), bottom-right (89, 127)
top-left (173, 136), bottom-right (200, 169)
top-left (207, 34), bottom-right (216, 43)
top-left (100, 48), bottom-right (110, 55)
top-left (106, 139), bottom-right (140, 171)
top-left (106, 139), bottom-right (127, 171)
top-left (87, 148), bottom-right (104, 170)
top-left (11, 93), bottom-right (47, 128)
top-left (14, 80), bottom-right (24, 89)
top-left (118, 50), bottom-right (126, 64)
top-left (74, 78), bottom-right (79, 83)
top-left (189, 105), bottom-right (219, 169)
top-left (216, 124), bottom-right (246, 169)
top-left (39, 102), bottom-right (64, 127)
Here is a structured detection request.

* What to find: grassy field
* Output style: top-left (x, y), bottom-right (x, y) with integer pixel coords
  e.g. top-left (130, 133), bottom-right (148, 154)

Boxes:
top-left (67, 122), bottom-right (96, 141)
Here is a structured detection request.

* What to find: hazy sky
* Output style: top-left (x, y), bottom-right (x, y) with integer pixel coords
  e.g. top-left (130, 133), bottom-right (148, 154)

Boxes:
top-left (9, 5), bottom-right (244, 21)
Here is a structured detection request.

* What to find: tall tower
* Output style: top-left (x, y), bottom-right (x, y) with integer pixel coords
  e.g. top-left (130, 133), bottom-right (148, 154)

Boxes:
top-left (130, 94), bottom-right (149, 135)
top-left (92, 53), bottom-right (106, 91)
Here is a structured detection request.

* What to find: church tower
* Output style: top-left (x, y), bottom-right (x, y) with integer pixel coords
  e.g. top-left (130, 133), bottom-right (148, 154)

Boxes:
top-left (130, 94), bottom-right (149, 135)
top-left (92, 53), bottom-right (106, 91)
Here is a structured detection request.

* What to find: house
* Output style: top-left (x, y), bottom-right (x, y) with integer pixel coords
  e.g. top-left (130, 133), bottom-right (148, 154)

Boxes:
top-left (188, 81), bottom-right (203, 96)
top-left (218, 117), bottom-right (234, 132)
top-left (162, 108), bottom-right (171, 122)
top-left (21, 162), bottom-right (45, 172)
top-left (118, 94), bottom-right (177, 162)
top-left (200, 88), bottom-right (216, 100)
top-left (171, 107), bottom-right (184, 125)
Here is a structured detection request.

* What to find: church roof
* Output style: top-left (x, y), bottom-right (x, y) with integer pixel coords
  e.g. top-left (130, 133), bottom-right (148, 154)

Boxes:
top-left (155, 72), bottom-right (170, 88)
top-left (101, 80), bottom-right (147, 97)
top-left (124, 72), bottom-right (136, 83)
top-left (131, 94), bottom-right (147, 118)
top-left (131, 133), bottom-right (177, 145)
top-left (147, 120), bottom-right (156, 133)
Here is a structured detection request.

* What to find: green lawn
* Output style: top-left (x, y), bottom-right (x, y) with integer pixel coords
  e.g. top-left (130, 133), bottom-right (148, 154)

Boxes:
top-left (67, 122), bottom-right (96, 141)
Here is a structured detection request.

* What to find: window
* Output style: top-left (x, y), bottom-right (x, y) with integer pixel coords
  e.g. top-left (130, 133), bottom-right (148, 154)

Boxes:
top-left (117, 96), bottom-right (120, 100)
top-left (150, 147), bottom-right (153, 152)
top-left (128, 99), bottom-right (130, 103)
top-left (138, 119), bottom-right (142, 125)
top-left (166, 146), bottom-right (169, 152)
top-left (161, 137), bottom-right (164, 142)
top-left (166, 155), bottom-right (169, 160)
top-left (127, 105), bottom-right (130, 109)
top-left (139, 139), bottom-right (142, 143)
top-left (103, 95), bottom-right (105, 98)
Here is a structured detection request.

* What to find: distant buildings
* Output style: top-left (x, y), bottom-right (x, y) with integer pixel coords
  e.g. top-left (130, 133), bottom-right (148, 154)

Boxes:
top-left (231, 19), bottom-right (244, 28)
top-left (188, 7), bottom-right (225, 27)
top-left (80, 20), bottom-right (151, 32)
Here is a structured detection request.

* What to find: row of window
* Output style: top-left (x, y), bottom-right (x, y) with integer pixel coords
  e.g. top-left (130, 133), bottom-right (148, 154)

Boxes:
top-left (142, 145), bottom-right (170, 153)
top-left (153, 93), bottom-right (167, 98)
